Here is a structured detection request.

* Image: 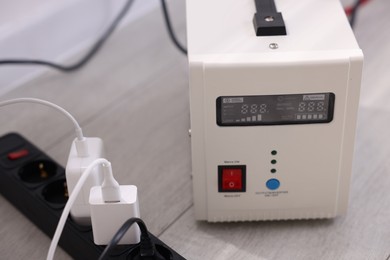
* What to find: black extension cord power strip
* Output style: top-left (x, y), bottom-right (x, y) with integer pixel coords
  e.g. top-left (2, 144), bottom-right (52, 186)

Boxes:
top-left (0, 133), bottom-right (185, 260)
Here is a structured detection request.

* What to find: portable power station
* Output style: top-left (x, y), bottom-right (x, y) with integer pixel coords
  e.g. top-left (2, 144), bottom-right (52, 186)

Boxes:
top-left (187, 0), bottom-right (363, 222)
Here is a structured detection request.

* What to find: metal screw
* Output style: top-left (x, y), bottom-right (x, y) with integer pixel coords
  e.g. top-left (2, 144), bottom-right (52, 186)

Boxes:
top-left (269, 43), bottom-right (279, 49)
top-left (188, 129), bottom-right (192, 137)
top-left (264, 16), bottom-right (274, 22)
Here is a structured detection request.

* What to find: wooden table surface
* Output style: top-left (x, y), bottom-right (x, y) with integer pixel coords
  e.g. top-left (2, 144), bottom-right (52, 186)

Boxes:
top-left (0, 1), bottom-right (389, 259)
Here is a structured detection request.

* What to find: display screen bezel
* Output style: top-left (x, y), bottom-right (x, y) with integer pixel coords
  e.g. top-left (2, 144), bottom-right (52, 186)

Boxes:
top-left (216, 93), bottom-right (335, 126)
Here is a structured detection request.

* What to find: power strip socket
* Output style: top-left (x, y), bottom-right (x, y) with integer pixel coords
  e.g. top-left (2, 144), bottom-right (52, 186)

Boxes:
top-left (0, 133), bottom-right (185, 260)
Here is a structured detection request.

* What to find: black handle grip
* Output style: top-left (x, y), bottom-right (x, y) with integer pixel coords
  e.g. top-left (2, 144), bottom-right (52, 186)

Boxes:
top-left (253, 0), bottom-right (287, 36)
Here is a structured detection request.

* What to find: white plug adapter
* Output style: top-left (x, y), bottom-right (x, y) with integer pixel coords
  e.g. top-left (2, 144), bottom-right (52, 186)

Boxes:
top-left (66, 137), bottom-right (104, 225)
top-left (89, 185), bottom-right (141, 245)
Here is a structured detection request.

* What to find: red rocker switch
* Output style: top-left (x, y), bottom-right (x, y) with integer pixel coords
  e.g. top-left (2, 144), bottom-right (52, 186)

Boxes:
top-left (218, 165), bottom-right (246, 192)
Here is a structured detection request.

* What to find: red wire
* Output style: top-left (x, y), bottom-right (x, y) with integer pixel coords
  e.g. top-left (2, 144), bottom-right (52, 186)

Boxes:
top-left (345, 0), bottom-right (372, 16)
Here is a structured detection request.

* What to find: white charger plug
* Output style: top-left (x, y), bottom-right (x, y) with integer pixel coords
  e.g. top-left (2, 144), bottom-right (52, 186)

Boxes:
top-left (89, 185), bottom-right (141, 245)
top-left (66, 137), bottom-right (104, 225)
top-left (48, 159), bottom-right (138, 259)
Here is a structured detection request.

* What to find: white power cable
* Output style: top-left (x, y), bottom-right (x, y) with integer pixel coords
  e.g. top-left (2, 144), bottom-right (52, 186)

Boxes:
top-left (46, 158), bottom-right (121, 260)
top-left (0, 98), bottom-right (89, 156)
top-left (0, 98), bottom-right (84, 140)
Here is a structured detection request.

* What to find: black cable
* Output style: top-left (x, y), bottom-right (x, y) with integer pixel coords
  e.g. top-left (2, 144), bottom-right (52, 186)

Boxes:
top-left (0, 0), bottom-right (186, 73)
top-left (160, 0), bottom-right (187, 55)
top-left (99, 217), bottom-right (164, 260)
top-left (349, 0), bottom-right (363, 28)
top-left (0, 0), bottom-right (135, 72)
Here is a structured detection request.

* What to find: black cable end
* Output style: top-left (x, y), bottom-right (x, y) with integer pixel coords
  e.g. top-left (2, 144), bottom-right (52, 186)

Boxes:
top-left (99, 217), bottom-right (174, 260)
top-left (140, 235), bottom-right (157, 257)
top-left (253, 12), bottom-right (287, 36)
top-left (130, 234), bottom-right (168, 260)
top-left (130, 245), bottom-right (169, 260)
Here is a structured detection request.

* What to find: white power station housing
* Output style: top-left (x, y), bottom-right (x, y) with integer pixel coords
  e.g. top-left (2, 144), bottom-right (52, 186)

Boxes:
top-left (187, 0), bottom-right (363, 222)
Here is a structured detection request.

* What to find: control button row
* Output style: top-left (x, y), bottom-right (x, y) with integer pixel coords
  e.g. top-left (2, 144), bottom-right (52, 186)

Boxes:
top-left (218, 165), bottom-right (281, 192)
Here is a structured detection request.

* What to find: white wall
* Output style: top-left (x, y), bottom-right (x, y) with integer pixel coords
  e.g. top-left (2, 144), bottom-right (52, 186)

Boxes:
top-left (0, 0), bottom-right (160, 96)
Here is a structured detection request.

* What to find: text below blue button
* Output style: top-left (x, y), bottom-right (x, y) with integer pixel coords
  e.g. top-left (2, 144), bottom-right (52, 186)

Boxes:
top-left (266, 179), bottom-right (280, 190)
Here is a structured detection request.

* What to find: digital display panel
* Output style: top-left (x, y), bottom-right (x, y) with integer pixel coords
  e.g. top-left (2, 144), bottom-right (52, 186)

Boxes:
top-left (217, 93), bottom-right (335, 126)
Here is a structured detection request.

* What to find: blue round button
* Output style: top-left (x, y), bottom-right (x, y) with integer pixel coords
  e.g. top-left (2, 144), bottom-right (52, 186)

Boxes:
top-left (266, 179), bottom-right (280, 190)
